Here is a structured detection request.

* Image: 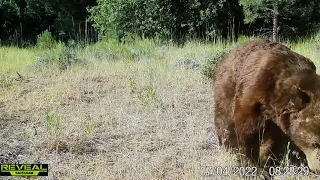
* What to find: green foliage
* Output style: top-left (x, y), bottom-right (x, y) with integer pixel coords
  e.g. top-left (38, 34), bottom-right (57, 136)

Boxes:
top-left (0, 0), bottom-right (97, 44)
top-left (0, 0), bottom-right (20, 44)
top-left (36, 30), bottom-right (85, 70)
top-left (201, 47), bottom-right (231, 79)
top-left (36, 30), bottom-right (57, 49)
top-left (36, 41), bottom-right (64, 67)
top-left (239, 0), bottom-right (320, 38)
top-left (89, 0), bottom-right (243, 42)
top-left (240, 0), bottom-right (294, 23)
top-left (88, 0), bottom-right (124, 39)
top-left (0, 0), bottom-right (19, 16)
top-left (2, 0), bottom-right (320, 44)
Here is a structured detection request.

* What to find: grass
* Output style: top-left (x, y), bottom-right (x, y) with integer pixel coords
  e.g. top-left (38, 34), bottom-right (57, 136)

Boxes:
top-left (0, 46), bottom-right (36, 74)
top-left (0, 35), bottom-right (320, 179)
top-left (284, 31), bottom-right (320, 73)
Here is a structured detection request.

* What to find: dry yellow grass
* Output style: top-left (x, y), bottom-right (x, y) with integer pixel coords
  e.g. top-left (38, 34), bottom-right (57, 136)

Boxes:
top-left (0, 39), bottom-right (319, 180)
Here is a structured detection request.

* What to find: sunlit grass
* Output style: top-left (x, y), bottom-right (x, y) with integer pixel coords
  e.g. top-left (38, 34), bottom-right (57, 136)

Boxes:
top-left (285, 31), bottom-right (320, 72)
top-left (0, 34), bottom-right (320, 179)
top-left (0, 46), bottom-right (36, 74)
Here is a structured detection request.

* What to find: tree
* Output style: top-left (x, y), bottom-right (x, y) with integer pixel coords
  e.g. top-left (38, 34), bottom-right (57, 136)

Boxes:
top-left (0, 0), bottom-right (97, 44)
top-left (280, 0), bottom-right (320, 38)
top-left (88, 0), bottom-right (244, 42)
top-left (0, 0), bottom-right (20, 42)
top-left (240, 0), bottom-right (295, 42)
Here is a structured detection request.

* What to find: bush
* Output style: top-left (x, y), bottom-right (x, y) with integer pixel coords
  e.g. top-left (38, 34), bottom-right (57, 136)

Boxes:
top-left (36, 31), bottom-right (85, 70)
top-left (88, 0), bottom-right (243, 42)
top-left (201, 47), bottom-right (231, 79)
top-left (37, 30), bottom-right (57, 49)
top-left (36, 41), bottom-right (64, 67)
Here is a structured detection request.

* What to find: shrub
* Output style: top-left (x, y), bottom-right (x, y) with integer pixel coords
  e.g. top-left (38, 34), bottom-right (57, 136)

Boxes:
top-left (36, 30), bottom-right (57, 49)
top-left (36, 32), bottom-right (85, 70)
top-left (35, 41), bottom-right (64, 67)
top-left (201, 47), bottom-right (231, 79)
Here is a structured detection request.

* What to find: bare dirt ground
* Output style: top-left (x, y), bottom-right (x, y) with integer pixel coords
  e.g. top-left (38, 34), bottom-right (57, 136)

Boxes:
top-left (1, 47), bottom-right (318, 180)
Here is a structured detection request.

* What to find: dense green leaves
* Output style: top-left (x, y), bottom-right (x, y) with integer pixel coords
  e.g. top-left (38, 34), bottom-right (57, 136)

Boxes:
top-left (240, 0), bottom-right (320, 38)
top-left (240, 0), bottom-right (296, 25)
top-left (88, 0), bottom-right (243, 42)
top-left (0, 0), bottom-right (20, 41)
top-left (0, 0), bottom-right (97, 45)
top-left (1, 0), bottom-right (320, 44)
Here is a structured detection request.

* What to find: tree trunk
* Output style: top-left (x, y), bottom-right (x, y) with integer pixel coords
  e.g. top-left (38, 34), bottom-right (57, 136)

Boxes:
top-left (272, 3), bottom-right (279, 42)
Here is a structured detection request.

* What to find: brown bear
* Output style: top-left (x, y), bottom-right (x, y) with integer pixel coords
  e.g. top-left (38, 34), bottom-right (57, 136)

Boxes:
top-left (213, 39), bottom-right (320, 173)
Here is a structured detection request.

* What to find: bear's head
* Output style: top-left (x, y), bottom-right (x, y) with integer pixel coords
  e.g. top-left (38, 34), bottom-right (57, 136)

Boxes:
top-left (283, 70), bottom-right (320, 173)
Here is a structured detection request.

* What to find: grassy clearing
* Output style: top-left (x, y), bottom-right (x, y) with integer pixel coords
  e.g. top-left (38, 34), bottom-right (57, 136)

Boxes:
top-left (0, 36), bottom-right (319, 179)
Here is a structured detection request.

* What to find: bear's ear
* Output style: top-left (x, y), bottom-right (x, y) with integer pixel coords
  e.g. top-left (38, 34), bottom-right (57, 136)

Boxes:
top-left (290, 85), bottom-right (311, 111)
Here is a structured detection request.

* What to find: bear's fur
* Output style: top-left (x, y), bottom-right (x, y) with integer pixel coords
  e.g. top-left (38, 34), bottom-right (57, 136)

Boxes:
top-left (213, 39), bottom-right (320, 173)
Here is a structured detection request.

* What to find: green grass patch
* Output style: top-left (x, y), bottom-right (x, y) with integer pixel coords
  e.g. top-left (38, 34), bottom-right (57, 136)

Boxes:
top-left (0, 46), bottom-right (36, 74)
top-left (83, 37), bottom-right (157, 61)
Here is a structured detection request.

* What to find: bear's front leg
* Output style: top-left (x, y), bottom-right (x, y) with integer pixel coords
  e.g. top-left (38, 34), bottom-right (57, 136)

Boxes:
top-left (234, 98), bottom-right (262, 164)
